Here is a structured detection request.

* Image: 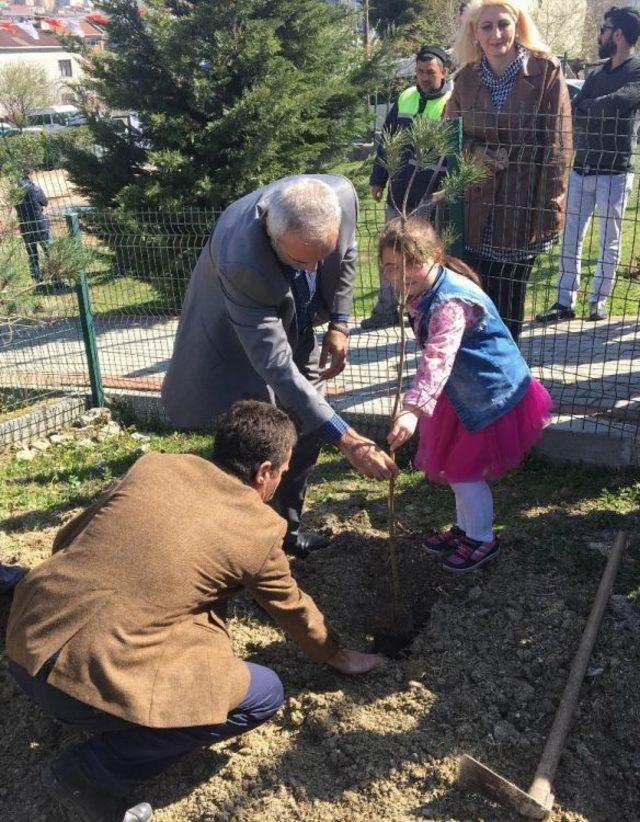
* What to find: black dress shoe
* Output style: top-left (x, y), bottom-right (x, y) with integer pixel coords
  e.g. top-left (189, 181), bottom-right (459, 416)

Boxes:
top-left (41, 752), bottom-right (153, 822)
top-left (284, 531), bottom-right (330, 558)
top-left (535, 302), bottom-right (576, 323)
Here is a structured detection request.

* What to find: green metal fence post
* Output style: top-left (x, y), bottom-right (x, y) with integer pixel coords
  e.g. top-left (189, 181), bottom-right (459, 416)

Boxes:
top-left (66, 212), bottom-right (105, 407)
top-left (448, 117), bottom-right (465, 259)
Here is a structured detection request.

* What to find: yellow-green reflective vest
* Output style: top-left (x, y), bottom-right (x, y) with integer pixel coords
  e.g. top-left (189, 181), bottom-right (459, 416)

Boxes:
top-left (397, 85), bottom-right (450, 122)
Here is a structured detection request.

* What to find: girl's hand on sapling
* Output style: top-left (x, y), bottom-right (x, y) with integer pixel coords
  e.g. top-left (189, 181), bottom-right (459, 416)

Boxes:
top-left (387, 407), bottom-right (420, 452)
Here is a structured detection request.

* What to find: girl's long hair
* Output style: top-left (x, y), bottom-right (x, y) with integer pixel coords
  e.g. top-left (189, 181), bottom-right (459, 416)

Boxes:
top-left (454, 0), bottom-right (551, 68)
top-left (378, 217), bottom-right (482, 289)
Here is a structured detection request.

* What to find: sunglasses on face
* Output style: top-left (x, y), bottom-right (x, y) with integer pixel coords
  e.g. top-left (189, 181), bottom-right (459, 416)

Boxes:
top-left (600, 24), bottom-right (616, 34)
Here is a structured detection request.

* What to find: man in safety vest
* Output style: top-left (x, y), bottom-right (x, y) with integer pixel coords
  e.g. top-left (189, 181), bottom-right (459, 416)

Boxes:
top-left (362, 45), bottom-right (453, 330)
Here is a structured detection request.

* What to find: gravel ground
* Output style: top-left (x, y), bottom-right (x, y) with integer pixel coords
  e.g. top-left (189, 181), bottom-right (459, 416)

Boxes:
top-left (1, 443), bottom-right (639, 821)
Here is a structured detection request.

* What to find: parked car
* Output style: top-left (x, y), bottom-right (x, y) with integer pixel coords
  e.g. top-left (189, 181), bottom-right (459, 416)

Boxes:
top-left (22, 105), bottom-right (87, 133)
top-left (0, 120), bottom-right (19, 137)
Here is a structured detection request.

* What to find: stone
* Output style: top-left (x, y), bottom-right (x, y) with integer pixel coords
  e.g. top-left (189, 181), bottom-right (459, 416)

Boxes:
top-left (103, 421), bottom-right (122, 435)
top-left (76, 407), bottom-right (111, 427)
top-left (77, 438), bottom-right (96, 449)
top-left (131, 432), bottom-right (151, 441)
top-left (49, 433), bottom-right (71, 445)
top-left (30, 439), bottom-right (50, 452)
top-left (15, 449), bottom-right (35, 461)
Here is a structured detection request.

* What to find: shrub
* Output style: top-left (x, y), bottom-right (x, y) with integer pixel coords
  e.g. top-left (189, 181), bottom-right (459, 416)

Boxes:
top-left (0, 127), bottom-right (96, 174)
top-left (79, 208), bottom-right (214, 310)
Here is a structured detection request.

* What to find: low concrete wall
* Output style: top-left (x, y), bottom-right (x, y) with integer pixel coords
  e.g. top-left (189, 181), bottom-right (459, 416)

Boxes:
top-left (2, 390), bottom-right (638, 469)
top-left (0, 394), bottom-right (87, 448)
top-left (104, 392), bottom-right (640, 470)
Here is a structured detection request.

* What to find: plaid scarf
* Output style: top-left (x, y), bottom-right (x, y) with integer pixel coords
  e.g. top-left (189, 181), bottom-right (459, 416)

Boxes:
top-left (480, 45), bottom-right (526, 111)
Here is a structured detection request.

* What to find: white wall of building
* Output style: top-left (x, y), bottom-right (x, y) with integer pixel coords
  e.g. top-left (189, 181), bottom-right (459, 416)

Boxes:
top-left (0, 48), bottom-right (84, 108)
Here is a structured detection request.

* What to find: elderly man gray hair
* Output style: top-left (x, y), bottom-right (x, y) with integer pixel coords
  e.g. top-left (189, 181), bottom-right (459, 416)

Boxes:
top-left (266, 178), bottom-right (342, 242)
top-left (162, 174), bottom-right (398, 558)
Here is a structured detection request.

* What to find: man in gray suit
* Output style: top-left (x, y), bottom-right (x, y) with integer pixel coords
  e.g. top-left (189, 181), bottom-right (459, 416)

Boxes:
top-left (162, 175), bottom-right (398, 556)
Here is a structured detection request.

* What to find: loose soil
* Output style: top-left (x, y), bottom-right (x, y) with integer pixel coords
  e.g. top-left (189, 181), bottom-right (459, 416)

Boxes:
top-left (1, 447), bottom-right (639, 821)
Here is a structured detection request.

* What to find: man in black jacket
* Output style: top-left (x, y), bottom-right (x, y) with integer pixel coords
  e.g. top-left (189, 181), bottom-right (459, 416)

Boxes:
top-left (15, 168), bottom-right (51, 284)
top-left (362, 46), bottom-right (452, 330)
top-left (538, 6), bottom-right (640, 323)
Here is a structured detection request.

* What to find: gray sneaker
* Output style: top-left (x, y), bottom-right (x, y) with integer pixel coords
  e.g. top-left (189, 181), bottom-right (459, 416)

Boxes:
top-left (360, 312), bottom-right (400, 330)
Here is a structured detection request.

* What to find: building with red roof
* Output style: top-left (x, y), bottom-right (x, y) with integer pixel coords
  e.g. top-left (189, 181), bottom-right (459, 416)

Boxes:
top-left (0, 17), bottom-right (104, 109)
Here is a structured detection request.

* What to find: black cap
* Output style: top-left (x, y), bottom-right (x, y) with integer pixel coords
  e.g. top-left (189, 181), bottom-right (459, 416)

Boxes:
top-left (416, 45), bottom-right (450, 67)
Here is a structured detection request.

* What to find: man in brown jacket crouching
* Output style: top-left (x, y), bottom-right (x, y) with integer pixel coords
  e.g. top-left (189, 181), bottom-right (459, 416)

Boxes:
top-left (5, 400), bottom-right (382, 822)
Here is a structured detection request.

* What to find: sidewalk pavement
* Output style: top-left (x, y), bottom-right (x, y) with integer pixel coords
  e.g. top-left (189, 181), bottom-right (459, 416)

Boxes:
top-left (0, 314), bottom-right (638, 438)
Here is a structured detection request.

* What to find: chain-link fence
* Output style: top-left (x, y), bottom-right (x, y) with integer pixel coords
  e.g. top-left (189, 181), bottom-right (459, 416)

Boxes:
top-left (1, 110), bottom-right (639, 446)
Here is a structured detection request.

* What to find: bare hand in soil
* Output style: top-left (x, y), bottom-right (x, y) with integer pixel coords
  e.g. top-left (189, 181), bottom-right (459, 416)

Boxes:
top-left (327, 649), bottom-right (385, 675)
top-left (319, 329), bottom-right (348, 380)
top-left (337, 429), bottom-right (399, 479)
top-left (388, 408), bottom-right (419, 451)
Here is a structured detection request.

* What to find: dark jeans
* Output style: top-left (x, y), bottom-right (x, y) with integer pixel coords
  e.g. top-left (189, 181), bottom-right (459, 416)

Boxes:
top-left (19, 222), bottom-right (50, 282)
top-left (9, 659), bottom-right (284, 797)
top-left (272, 326), bottom-right (325, 541)
top-left (468, 254), bottom-right (535, 344)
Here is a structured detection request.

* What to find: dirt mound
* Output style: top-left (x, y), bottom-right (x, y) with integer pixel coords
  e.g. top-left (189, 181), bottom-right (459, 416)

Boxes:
top-left (2, 515), bottom-right (638, 821)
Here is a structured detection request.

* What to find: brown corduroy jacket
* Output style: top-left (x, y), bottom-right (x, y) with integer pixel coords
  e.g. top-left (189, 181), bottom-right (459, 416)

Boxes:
top-left (6, 452), bottom-right (339, 728)
top-left (446, 53), bottom-right (573, 252)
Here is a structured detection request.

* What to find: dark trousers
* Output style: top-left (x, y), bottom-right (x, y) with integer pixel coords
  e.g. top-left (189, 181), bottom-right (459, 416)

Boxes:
top-left (468, 255), bottom-right (535, 344)
top-left (20, 222), bottom-right (50, 282)
top-left (272, 326), bottom-right (325, 541)
top-left (9, 659), bottom-right (284, 797)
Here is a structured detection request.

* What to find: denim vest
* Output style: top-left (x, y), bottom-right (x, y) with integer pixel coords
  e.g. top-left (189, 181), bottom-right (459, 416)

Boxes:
top-left (414, 266), bottom-right (531, 432)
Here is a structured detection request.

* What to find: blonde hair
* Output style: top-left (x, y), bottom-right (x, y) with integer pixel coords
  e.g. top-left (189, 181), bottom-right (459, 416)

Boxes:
top-left (453, 0), bottom-right (551, 68)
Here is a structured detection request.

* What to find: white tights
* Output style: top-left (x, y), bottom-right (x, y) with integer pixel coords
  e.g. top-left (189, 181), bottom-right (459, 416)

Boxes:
top-left (450, 481), bottom-right (494, 543)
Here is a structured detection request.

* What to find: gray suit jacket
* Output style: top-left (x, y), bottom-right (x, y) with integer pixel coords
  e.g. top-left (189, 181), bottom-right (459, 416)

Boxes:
top-left (162, 174), bottom-right (358, 434)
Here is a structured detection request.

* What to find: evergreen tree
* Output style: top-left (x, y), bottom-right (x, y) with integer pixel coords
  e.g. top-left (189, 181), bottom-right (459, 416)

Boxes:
top-left (370, 0), bottom-right (455, 54)
top-left (66, 0), bottom-right (387, 211)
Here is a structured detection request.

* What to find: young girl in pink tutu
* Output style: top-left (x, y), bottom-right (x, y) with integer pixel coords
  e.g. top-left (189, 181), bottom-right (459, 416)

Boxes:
top-left (383, 217), bottom-right (552, 574)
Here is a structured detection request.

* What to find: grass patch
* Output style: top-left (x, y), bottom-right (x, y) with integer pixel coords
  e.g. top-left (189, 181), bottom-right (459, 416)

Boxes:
top-left (0, 430), bottom-right (212, 533)
top-left (1, 433), bottom-right (638, 598)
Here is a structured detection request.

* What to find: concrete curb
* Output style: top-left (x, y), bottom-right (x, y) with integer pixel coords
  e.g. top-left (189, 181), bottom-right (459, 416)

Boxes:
top-left (0, 394), bottom-right (88, 448)
top-left (102, 391), bottom-right (640, 469)
top-left (1, 389), bottom-right (637, 468)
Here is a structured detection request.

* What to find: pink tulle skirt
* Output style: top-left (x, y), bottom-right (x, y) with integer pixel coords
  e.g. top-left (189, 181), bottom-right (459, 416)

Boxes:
top-left (414, 378), bottom-right (553, 484)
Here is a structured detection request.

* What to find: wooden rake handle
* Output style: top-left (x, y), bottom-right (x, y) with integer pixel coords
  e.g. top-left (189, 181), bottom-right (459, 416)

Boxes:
top-left (528, 530), bottom-right (628, 808)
